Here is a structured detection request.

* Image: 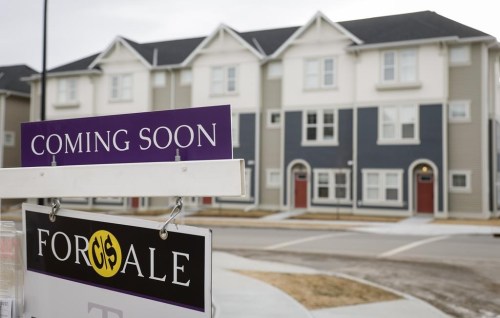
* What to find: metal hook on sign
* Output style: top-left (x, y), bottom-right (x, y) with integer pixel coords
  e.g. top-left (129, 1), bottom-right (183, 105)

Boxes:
top-left (48, 155), bottom-right (61, 222)
top-left (49, 198), bottom-right (61, 222)
top-left (159, 197), bottom-right (183, 240)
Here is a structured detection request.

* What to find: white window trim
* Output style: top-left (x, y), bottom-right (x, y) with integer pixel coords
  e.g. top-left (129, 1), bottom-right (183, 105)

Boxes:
top-left (449, 170), bottom-right (472, 193)
top-left (266, 169), bottom-right (281, 189)
top-left (448, 100), bottom-right (471, 123)
top-left (313, 168), bottom-right (351, 204)
top-left (3, 131), bottom-right (15, 147)
top-left (267, 110), bottom-right (281, 129)
top-left (152, 72), bottom-right (167, 88)
top-left (449, 45), bottom-right (471, 66)
top-left (267, 61), bottom-right (282, 79)
top-left (180, 69), bottom-right (192, 86)
top-left (109, 74), bottom-right (133, 102)
top-left (301, 109), bottom-right (339, 146)
top-left (378, 48), bottom-right (421, 89)
top-left (210, 65), bottom-right (238, 96)
top-left (377, 104), bottom-right (420, 145)
top-left (303, 57), bottom-right (337, 90)
top-left (362, 169), bottom-right (404, 206)
top-left (55, 78), bottom-right (79, 107)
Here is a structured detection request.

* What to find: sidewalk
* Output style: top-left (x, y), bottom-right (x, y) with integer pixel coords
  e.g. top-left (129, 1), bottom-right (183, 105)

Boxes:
top-left (213, 252), bottom-right (449, 318)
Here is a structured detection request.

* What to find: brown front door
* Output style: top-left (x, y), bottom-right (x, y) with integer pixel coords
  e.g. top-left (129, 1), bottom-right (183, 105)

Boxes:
top-left (131, 197), bottom-right (140, 209)
top-left (417, 173), bottom-right (434, 213)
top-left (202, 197), bottom-right (212, 205)
top-left (294, 172), bottom-right (307, 208)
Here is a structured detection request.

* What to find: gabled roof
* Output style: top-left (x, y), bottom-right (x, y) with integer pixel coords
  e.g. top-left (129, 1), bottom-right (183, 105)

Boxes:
top-left (0, 64), bottom-right (38, 94)
top-left (338, 11), bottom-right (490, 45)
top-left (45, 10), bottom-right (495, 75)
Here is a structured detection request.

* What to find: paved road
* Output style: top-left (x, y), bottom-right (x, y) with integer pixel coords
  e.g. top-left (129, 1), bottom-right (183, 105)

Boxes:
top-left (211, 227), bottom-right (500, 265)
top-left (210, 227), bottom-right (500, 318)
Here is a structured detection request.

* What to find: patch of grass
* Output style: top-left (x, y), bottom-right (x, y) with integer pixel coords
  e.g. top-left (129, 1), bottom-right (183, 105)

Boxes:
top-left (237, 271), bottom-right (400, 309)
top-left (191, 209), bottom-right (276, 218)
top-left (292, 212), bottom-right (404, 223)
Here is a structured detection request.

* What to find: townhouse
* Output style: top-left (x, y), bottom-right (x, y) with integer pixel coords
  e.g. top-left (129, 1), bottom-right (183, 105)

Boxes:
top-left (0, 64), bottom-right (38, 210)
top-left (26, 11), bottom-right (500, 218)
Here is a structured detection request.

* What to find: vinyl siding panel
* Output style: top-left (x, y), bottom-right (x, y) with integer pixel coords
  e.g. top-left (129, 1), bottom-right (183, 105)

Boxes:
top-left (448, 43), bottom-right (483, 213)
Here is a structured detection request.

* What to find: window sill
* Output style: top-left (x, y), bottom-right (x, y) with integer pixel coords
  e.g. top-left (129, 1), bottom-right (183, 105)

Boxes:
top-left (449, 188), bottom-right (472, 194)
top-left (301, 140), bottom-right (339, 147)
top-left (209, 92), bottom-right (239, 97)
top-left (54, 102), bottom-right (80, 109)
top-left (109, 98), bottom-right (133, 103)
top-left (313, 199), bottom-right (352, 205)
top-left (377, 139), bottom-right (420, 146)
top-left (376, 81), bottom-right (422, 91)
top-left (359, 200), bottom-right (404, 207)
top-left (303, 86), bottom-right (337, 92)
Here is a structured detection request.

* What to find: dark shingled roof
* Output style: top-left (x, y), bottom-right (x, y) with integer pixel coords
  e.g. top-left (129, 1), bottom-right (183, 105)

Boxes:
top-left (0, 64), bottom-right (38, 94)
top-left (339, 11), bottom-right (490, 45)
top-left (47, 11), bottom-right (492, 74)
top-left (237, 26), bottom-right (300, 55)
top-left (49, 53), bottom-right (100, 73)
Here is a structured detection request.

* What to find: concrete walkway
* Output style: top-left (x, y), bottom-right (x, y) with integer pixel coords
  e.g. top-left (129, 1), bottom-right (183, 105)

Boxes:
top-left (213, 252), bottom-right (449, 318)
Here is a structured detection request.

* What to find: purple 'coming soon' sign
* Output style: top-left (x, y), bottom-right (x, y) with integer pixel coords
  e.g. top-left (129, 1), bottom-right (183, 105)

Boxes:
top-left (21, 105), bottom-right (233, 167)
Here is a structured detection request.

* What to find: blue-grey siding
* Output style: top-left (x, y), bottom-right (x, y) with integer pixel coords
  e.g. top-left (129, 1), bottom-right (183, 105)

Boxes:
top-left (284, 109), bottom-right (353, 206)
top-left (357, 104), bottom-right (443, 211)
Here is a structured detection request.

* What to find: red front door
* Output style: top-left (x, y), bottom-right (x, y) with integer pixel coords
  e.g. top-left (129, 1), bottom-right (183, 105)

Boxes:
top-left (131, 197), bottom-right (140, 209)
top-left (417, 173), bottom-right (434, 213)
top-left (202, 197), bottom-right (212, 205)
top-left (294, 172), bottom-right (307, 209)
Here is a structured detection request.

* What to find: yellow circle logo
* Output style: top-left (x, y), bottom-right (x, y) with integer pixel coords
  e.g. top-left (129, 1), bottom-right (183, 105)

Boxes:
top-left (88, 230), bottom-right (122, 278)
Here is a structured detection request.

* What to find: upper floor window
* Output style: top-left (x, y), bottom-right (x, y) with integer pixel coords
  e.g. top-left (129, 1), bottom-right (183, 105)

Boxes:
top-left (267, 62), bottom-right (283, 79)
top-left (211, 66), bottom-right (237, 95)
top-left (3, 131), bottom-right (15, 147)
top-left (303, 109), bottom-right (337, 145)
top-left (153, 72), bottom-right (166, 87)
top-left (304, 57), bottom-right (336, 90)
top-left (378, 105), bottom-right (419, 144)
top-left (57, 78), bottom-right (78, 105)
top-left (381, 49), bottom-right (417, 83)
top-left (180, 69), bottom-right (192, 86)
top-left (110, 74), bottom-right (132, 101)
top-left (449, 46), bottom-right (470, 66)
top-left (448, 100), bottom-right (471, 122)
top-left (267, 110), bottom-right (281, 129)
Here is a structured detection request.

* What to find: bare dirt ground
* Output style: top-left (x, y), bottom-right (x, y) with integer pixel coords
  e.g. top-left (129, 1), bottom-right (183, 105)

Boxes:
top-left (234, 250), bottom-right (500, 318)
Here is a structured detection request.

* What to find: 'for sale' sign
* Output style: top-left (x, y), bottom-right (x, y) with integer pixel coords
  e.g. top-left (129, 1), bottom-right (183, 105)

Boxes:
top-left (22, 204), bottom-right (212, 318)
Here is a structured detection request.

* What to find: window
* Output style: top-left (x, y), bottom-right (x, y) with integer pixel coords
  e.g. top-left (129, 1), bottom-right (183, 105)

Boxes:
top-left (303, 109), bottom-right (338, 145)
top-left (3, 131), bottom-right (15, 147)
top-left (57, 78), bottom-right (78, 105)
top-left (211, 66), bottom-right (237, 95)
top-left (267, 62), bottom-right (282, 79)
top-left (381, 49), bottom-right (418, 83)
top-left (362, 169), bottom-right (403, 205)
top-left (449, 170), bottom-right (471, 192)
top-left (232, 113), bottom-right (239, 148)
top-left (266, 169), bottom-right (281, 189)
top-left (379, 105), bottom-right (419, 144)
top-left (110, 74), bottom-right (132, 101)
top-left (313, 169), bottom-right (351, 203)
top-left (304, 57), bottom-right (336, 89)
top-left (180, 69), bottom-right (192, 86)
top-left (449, 46), bottom-right (470, 65)
top-left (153, 72), bottom-right (166, 87)
top-left (267, 110), bottom-right (281, 128)
top-left (448, 101), bottom-right (471, 122)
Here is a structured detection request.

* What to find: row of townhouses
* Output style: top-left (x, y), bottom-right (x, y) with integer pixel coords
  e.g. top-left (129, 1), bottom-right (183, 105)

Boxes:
top-left (0, 65), bottom-right (37, 210)
top-left (21, 11), bottom-right (500, 219)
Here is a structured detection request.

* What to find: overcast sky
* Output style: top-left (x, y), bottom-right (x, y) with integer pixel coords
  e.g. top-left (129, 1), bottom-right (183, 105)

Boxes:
top-left (1, 0), bottom-right (499, 71)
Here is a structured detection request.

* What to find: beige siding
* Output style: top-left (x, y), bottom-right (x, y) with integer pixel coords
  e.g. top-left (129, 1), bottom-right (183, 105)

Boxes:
top-left (448, 43), bottom-right (484, 214)
top-left (259, 63), bottom-right (282, 209)
top-left (152, 70), bottom-right (192, 110)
